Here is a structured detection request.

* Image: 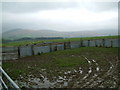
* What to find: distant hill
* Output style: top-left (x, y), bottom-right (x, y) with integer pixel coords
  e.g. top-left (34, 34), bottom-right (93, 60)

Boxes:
top-left (2, 29), bottom-right (118, 40)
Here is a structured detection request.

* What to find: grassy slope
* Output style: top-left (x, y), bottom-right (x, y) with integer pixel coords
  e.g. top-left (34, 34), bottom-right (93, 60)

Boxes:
top-left (2, 47), bottom-right (118, 80)
top-left (2, 35), bottom-right (119, 47)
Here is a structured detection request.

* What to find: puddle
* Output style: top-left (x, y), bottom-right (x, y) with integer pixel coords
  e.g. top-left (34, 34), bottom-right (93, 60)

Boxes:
top-left (92, 59), bottom-right (96, 63)
top-left (96, 67), bottom-right (99, 71)
top-left (82, 74), bottom-right (89, 80)
top-left (73, 69), bottom-right (77, 73)
top-left (84, 56), bottom-right (91, 64)
top-left (88, 69), bottom-right (92, 73)
top-left (78, 67), bottom-right (83, 74)
top-left (63, 81), bottom-right (68, 86)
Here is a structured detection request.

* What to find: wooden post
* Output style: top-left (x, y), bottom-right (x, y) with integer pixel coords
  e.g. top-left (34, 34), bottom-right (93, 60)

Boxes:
top-left (81, 40), bottom-right (83, 47)
top-left (64, 42), bottom-right (66, 50)
top-left (88, 40), bottom-right (90, 47)
top-left (66, 42), bottom-right (68, 49)
top-left (102, 39), bottom-right (105, 47)
top-left (31, 45), bottom-right (34, 55)
top-left (79, 40), bottom-right (81, 47)
top-left (68, 41), bottom-right (71, 49)
top-left (95, 40), bottom-right (97, 47)
top-left (49, 43), bottom-right (52, 52)
top-left (18, 46), bottom-right (20, 58)
top-left (111, 40), bottom-right (113, 47)
top-left (54, 44), bottom-right (57, 51)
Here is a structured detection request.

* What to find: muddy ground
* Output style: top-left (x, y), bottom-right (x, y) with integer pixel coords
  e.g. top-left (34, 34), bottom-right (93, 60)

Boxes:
top-left (2, 47), bottom-right (119, 88)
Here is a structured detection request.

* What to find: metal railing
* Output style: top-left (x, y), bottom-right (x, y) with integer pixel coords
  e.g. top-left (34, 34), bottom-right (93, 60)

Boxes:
top-left (0, 67), bottom-right (20, 89)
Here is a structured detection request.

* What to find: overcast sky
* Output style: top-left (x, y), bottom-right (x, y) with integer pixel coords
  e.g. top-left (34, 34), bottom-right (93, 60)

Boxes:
top-left (2, 1), bottom-right (118, 32)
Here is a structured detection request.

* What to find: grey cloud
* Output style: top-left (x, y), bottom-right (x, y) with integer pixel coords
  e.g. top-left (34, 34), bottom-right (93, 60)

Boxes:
top-left (2, 2), bottom-right (118, 32)
top-left (2, 2), bottom-right (78, 13)
top-left (2, 16), bottom-right (117, 32)
top-left (91, 2), bottom-right (117, 12)
top-left (2, 2), bottom-right (117, 13)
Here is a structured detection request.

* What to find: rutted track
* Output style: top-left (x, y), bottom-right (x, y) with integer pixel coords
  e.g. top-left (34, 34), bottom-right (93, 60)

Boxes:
top-left (73, 56), bottom-right (118, 88)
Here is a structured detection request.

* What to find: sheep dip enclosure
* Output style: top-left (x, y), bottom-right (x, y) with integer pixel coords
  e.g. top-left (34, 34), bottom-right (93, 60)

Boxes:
top-left (1, 38), bottom-right (119, 60)
top-left (1, 38), bottom-right (119, 88)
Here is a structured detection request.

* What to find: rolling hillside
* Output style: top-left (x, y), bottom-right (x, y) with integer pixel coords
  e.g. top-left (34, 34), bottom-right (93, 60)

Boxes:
top-left (2, 29), bottom-right (118, 40)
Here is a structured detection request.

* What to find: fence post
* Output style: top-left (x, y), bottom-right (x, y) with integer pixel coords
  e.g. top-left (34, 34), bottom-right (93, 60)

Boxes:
top-left (31, 45), bottom-right (34, 55)
top-left (95, 40), bottom-right (97, 47)
top-left (79, 40), bottom-right (81, 47)
top-left (102, 39), bottom-right (105, 47)
top-left (68, 41), bottom-right (71, 49)
top-left (88, 40), bottom-right (90, 47)
top-left (111, 40), bottom-right (113, 47)
top-left (54, 44), bottom-right (57, 51)
top-left (49, 43), bottom-right (52, 52)
top-left (81, 40), bottom-right (83, 47)
top-left (64, 42), bottom-right (66, 50)
top-left (18, 46), bottom-right (20, 58)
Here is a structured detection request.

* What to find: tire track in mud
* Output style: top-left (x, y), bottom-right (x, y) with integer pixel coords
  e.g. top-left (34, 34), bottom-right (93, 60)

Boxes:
top-left (83, 57), bottom-right (118, 88)
top-left (78, 56), bottom-right (102, 88)
top-left (93, 58), bottom-right (118, 88)
top-left (67, 56), bottom-right (118, 88)
top-left (72, 56), bottom-right (94, 87)
top-left (80, 58), bottom-right (100, 88)
top-left (74, 55), bottom-right (117, 88)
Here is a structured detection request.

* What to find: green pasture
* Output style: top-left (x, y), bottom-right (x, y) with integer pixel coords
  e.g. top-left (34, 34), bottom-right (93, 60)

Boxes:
top-left (1, 35), bottom-right (119, 47)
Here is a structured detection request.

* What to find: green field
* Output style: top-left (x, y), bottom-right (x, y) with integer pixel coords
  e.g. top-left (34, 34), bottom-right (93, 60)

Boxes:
top-left (1, 35), bottom-right (119, 47)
